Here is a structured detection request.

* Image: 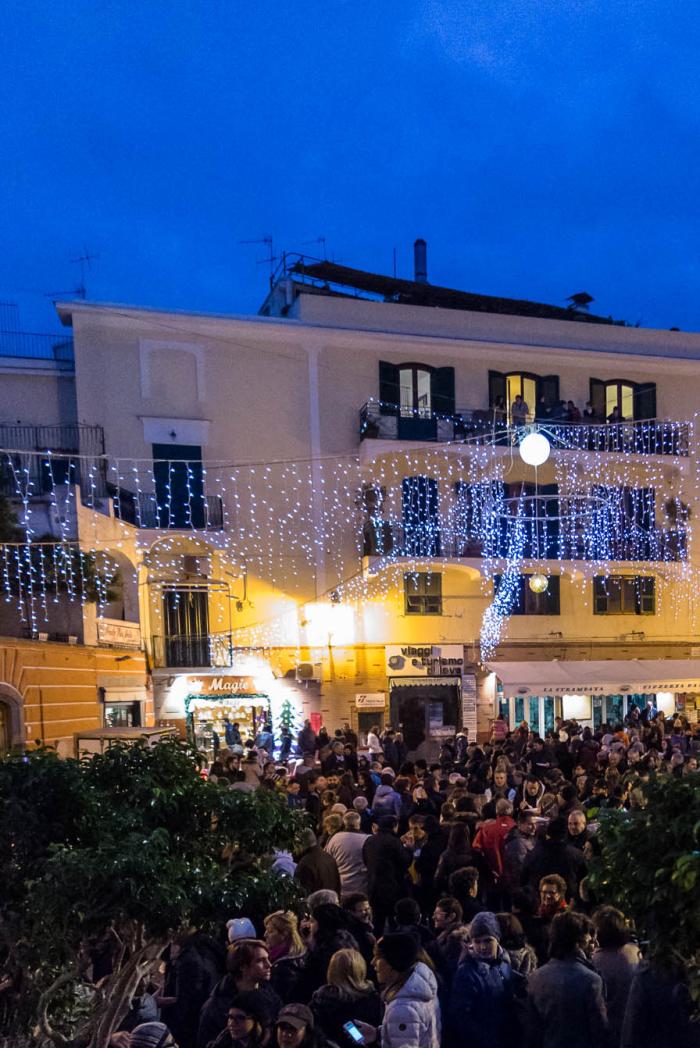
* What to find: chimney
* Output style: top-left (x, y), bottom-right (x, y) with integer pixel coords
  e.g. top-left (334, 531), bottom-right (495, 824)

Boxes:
top-left (413, 238), bottom-right (428, 283)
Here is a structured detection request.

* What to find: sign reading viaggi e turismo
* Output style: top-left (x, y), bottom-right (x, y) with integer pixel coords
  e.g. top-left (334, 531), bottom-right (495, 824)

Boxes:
top-left (385, 644), bottom-right (465, 677)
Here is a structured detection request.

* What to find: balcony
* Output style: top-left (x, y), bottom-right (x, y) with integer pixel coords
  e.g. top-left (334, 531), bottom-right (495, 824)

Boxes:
top-left (113, 492), bottom-right (225, 531)
top-left (152, 631), bottom-right (233, 669)
top-left (0, 423), bottom-right (106, 499)
top-left (362, 520), bottom-right (688, 563)
top-left (359, 401), bottom-right (689, 456)
top-left (0, 330), bottom-right (74, 370)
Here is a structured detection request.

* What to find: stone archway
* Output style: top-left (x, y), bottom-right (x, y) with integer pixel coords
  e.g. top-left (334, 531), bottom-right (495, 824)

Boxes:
top-left (0, 683), bottom-right (25, 751)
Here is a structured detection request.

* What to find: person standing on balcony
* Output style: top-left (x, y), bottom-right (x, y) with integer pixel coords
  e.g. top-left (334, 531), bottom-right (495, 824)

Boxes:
top-left (511, 394), bottom-right (529, 428)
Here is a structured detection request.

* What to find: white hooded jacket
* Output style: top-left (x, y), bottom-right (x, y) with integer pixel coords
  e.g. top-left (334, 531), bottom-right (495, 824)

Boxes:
top-left (381, 961), bottom-right (441, 1048)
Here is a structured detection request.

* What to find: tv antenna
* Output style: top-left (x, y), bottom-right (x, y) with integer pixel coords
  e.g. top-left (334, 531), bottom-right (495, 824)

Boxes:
top-left (300, 236), bottom-right (327, 259)
top-left (238, 236), bottom-right (277, 285)
top-left (70, 247), bottom-right (99, 299)
top-left (45, 247), bottom-right (100, 301)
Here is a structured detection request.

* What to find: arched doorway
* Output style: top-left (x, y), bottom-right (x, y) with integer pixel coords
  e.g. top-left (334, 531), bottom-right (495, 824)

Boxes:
top-left (0, 684), bottom-right (24, 751)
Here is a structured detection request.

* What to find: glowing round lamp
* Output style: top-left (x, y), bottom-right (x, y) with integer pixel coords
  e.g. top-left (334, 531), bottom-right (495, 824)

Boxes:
top-left (519, 431), bottom-right (550, 467)
top-left (529, 573), bottom-right (549, 594)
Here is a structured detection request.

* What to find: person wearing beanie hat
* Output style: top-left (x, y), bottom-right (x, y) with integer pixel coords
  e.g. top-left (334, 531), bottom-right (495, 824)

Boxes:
top-left (208, 990), bottom-right (274, 1048)
top-left (228, 918), bottom-right (257, 944)
top-left (468, 911), bottom-right (501, 945)
top-left (130, 1022), bottom-right (177, 1048)
top-left (445, 911), bottom-right (524, 1048)
top-left (351, 932), bottom-right (440, 1048)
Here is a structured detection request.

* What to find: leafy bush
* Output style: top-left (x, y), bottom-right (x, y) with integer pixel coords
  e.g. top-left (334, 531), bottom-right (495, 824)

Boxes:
top-left (587, 771), bottom-right (700, 1010)
top-left (0, 740), bottom-right (306, 1045)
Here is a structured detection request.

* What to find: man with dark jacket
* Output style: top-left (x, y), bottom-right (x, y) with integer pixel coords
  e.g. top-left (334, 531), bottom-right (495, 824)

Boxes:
top-left (161, 931), bottom-right (226, 1048)
top-left (407, 814), bottom-right (448, 917)
top-left (526, 911), bottom-right (608, 1048)
top-left (502, 811), bottom-right (537, 894)
top-left (521, 816), bottom-right (587, 901)
top-left (362, 815), bottom-right (411, 936)
top-left (197, 940), bottom-right (281, 1048)
top-left (297, 720), bottom-right (317, 756)
top-left (294, 829), bottom-right (341, 895)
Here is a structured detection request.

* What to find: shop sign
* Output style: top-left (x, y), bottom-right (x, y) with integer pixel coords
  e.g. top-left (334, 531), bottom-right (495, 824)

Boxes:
top-left (97, 618), bottom-right (141, 649)
top-left (385, 644), bottom-right (464, 677)
top-left (189, 676), bottom-right (259, 695)
top-left (462, 672), bottom-right (478, 738)
top-left (355, 692), bottom-right (386, 709)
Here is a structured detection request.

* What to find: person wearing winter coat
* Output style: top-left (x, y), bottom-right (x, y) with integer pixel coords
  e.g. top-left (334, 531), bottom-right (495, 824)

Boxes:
top-left (310, 948), bottom-right (382, 1045)
top-left (526, 911), bottom-right (608, 1048)
top-left (521, 816), bottom-right (587, 901)
top-left (371, 776), bottom-right (402, 820)
top-left (294, 830), bottom-right (342, 896)
top-left (263, 911), bottom-right (308, 1004)
top-left (445, 912), bottom-right (525, 1048)
top-left (362, 816), bottom-right (412, 935)
top-left (197, 941), bottom-right (281, 1048)
top-left (324, 812), bottom-right (370, 897)
top-left (294, 904), bottom-right (359, 1001)
top-left (297, 721), bottom-right (317, 756)
top-left (590, 906), bottom-right (639, 1047)
top-left (472, 799), bottom-right (515, 891)
top-left (502, 811), bottom-right (537, 892)
top-left (161, 931), bottom-right (226, 1048)
top-left (354, 931), bottom-right (441, 1048)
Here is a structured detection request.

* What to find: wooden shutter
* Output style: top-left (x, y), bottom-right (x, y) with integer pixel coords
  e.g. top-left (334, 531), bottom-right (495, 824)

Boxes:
top-left (589, 378), bottom-right (606, 420)
top-left (538, 375), bottom-right (560, 407)
top-left (593, 577), bottom-right (608, 614)
top-left (379, 361), bottom-right (400, 416)
top-left (488, 370), bottom-right (507, 407)
top-left (639, 577), bottom-right (656, 615)
top-left (634, 382), bottom-right (657, 420)
top-left (431, 367), bottom-right (455, 416)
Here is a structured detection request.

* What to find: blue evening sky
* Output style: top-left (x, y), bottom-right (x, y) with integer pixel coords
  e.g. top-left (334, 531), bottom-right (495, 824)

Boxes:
top-left (2, 1), bottom-right (700, 333)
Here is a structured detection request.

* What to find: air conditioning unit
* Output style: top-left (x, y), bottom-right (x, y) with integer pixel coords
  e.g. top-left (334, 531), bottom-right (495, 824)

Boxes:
top-left (183, 555), bottom-right (210, 577)
top-left (296, 662), bottom-right (323, 681)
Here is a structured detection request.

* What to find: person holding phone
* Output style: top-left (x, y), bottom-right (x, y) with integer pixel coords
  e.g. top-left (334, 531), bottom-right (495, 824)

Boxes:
top-left (351, 932), bottom-right (440, 1048)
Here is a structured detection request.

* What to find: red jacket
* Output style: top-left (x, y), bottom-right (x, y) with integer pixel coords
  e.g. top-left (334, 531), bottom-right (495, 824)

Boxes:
top-left (473, 815), bottom-right (516, 878)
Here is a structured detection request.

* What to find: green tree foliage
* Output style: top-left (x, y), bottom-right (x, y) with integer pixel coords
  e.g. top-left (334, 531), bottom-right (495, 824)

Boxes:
top-left (0, 739), bottom-right (305, 1045)
top-left (587, 771), bottom-right (700, 1010)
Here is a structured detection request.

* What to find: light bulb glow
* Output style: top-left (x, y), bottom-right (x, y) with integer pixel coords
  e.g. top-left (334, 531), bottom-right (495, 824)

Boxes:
top-left (529, 573), bottom-right (549, 593)
top-left (519, 431), bottom-right (551, 467)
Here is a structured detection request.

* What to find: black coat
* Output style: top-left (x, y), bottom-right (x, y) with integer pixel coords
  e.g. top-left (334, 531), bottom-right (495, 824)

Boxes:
top-left (311, 984), bottom-right (383, 1044)
top-left (162, 933), bottom-right (226, 1048)
top-left (197, 978), bottom-right (281, 1048)
top-left (521, 839), bottom-right (587, 900)
top-left (362, 830), bottom-right (411, 906)
top-left (294, 845), bottom-right (341, 895)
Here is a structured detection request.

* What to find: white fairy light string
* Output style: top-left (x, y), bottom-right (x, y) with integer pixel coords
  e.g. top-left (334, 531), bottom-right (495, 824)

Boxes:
top-left (0, 413), bottom-right (695, 653)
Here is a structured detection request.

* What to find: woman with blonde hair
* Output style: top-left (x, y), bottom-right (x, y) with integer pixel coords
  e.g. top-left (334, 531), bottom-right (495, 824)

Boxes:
top-left (263, 910), bottom-right (307, 1004)
top-left (310, 948), bottom-right (382, 1044)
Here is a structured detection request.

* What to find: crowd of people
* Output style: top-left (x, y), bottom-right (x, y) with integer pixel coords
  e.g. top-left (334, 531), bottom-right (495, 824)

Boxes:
top-left (494, 394), bottom-right (630, 427)
top-left (113, 707), bottom-right (700, 1048)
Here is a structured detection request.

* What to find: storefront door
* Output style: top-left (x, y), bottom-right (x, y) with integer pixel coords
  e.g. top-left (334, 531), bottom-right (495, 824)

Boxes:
top-left (390, 683), bottom-right (460, 755)
top-left (502, 695), bottom-right (561, 737)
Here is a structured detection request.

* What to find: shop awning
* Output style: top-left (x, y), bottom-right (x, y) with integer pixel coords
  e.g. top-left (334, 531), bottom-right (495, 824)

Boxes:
top-left (389, 677), bottom-right (461, 688)
top-left (486, 659), bottom-right (700, 698)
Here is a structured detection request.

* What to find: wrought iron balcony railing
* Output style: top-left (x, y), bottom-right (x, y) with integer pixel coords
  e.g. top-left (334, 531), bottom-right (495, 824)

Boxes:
top-left (152, 631), bottom-right (233, 668)
top-left (359, 401), bottom-right (690, 456)
top-left (362, 520), bottom-right (688, 563)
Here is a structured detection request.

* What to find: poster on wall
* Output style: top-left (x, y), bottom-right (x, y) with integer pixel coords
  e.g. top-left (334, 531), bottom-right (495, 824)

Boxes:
top-left (462, 673), bottom-right (478, 738)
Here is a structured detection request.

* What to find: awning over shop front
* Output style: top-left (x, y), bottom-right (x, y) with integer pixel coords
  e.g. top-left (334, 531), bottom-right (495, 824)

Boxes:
top-left (486, 659), bottom-right (700, 698)
top-left (389, 677), bottom-right (462, 688)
